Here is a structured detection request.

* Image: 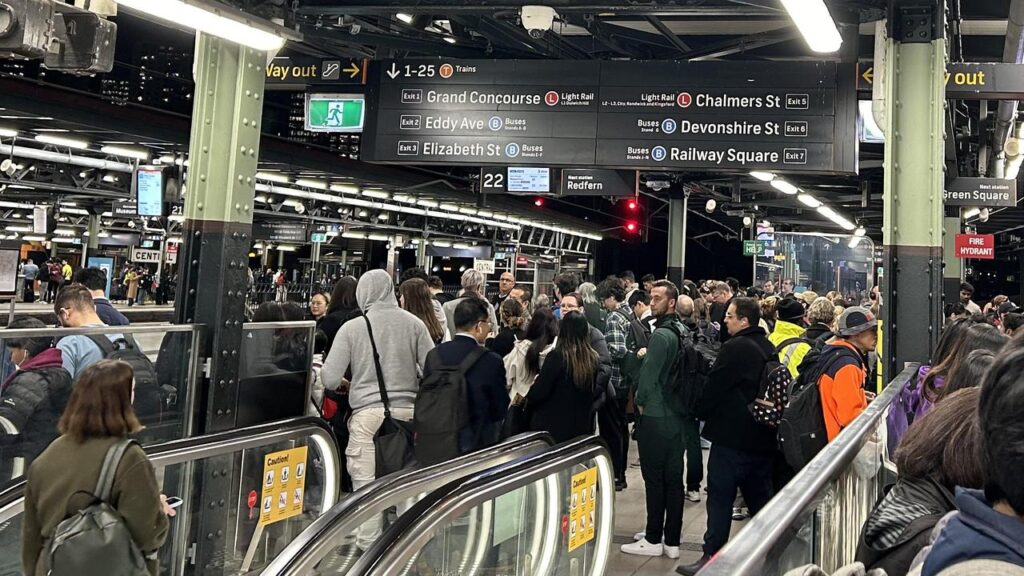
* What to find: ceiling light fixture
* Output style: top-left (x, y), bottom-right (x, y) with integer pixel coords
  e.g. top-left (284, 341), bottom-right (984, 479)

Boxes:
top-left (797, 194), bottom-right (822, 208)
top-left (770, 179), bottom-right (799, 195)
top-left (35, 134), bottom-right (89, 149)
top-left (115, 0), bottom-right (291, 51)
top-left (295, 178), bottom-right (328, 190)
top-left (963, 207), bottom-right (981, 219)
top-left (255, 172), bottom-right (290, 184)
top-left (0, 128), bottom-right (18, 138)
top-left (330, 183), bottom-right (360, 194)
top-left (780, 0), bottom-right (843, 53)
top-left (100, 145), bottom-right (150, 161)
top-left (361, 189), bottom-right (390, 200)
top-left (749, 171), bottom-right (775, 182)
top-left (396, 13), bottom-right (414, 24)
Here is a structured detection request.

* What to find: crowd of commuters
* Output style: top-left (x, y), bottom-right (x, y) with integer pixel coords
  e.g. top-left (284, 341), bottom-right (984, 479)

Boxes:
top-left (6, 262), bottom-right (1024, 576)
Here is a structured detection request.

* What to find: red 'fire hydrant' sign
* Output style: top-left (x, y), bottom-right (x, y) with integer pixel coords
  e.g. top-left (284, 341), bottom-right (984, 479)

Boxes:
top-left (954, 234), bottom-right (995, 259)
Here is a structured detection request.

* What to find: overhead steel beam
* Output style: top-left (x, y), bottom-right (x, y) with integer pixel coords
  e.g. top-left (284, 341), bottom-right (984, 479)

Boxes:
top-left (645, 15), bottom-right (692, 53)
top-left (302, 27), bottom-right (487, 57)
top-left (297, 2), bottom-right (776, 16)
top-left (685, 29), bottom-right (799, 60)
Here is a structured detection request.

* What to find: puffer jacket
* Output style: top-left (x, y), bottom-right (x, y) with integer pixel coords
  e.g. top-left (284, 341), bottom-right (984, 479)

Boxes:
top-left (769, 319), bottom-right (813, 379)
top-left (0, 348), bottom-right (73, 467)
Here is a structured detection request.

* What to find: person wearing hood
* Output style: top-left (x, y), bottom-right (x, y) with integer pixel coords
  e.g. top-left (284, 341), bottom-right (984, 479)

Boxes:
top-left (856, 388), bottom-right (984, 576)
top-left (768, 298), bottom-right (812, 379)
top-left (320, 270), bottom-right (434, 548)
top-left (0, 317), bottom-right (73, 476)
top-left (911, 347), bottom-right (1024, 575)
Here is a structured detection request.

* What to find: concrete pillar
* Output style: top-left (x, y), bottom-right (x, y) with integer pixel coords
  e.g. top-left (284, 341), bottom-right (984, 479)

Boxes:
top-left (880, 2), bottom-right (945, 384)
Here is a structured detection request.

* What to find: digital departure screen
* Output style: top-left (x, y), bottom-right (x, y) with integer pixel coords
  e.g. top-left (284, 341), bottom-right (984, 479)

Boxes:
top-left (135, 167), bottom-right (164, 217)
top-left (507, 167), bottom-right (550, 193)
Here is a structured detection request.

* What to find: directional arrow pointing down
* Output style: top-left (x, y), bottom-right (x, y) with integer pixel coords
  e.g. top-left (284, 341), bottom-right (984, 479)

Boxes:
top-left (345, 62), bottom-right (361, 79)
top-left (387, 63), bottom-right (400, 79)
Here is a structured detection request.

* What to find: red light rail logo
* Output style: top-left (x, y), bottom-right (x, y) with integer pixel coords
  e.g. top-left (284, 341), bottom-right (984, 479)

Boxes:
top-left (545, 91), bottom-right (560, 106)
top-left (677, 92), bottom-right (693, 108)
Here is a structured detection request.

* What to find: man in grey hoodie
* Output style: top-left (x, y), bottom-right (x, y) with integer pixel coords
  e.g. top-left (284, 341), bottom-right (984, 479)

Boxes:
top-left (321, 269), bottom-right (435, 547)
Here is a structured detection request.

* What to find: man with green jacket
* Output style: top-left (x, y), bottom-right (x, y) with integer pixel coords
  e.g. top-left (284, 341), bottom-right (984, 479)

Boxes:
top-left (621, 280), bottom-right (687, 560)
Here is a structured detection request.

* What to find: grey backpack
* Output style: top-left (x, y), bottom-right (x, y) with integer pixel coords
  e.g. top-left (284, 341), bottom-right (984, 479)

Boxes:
top-left (46, 439), bottom-right (150, 576)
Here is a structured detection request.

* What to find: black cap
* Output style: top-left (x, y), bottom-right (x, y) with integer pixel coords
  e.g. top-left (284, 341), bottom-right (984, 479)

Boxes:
top-left (776, 298), bottom-right (806, 322)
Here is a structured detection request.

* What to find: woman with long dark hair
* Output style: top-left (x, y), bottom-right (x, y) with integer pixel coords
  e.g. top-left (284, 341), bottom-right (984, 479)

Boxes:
top-left (399, 278), bottom-right (448, 344)
top-left (921, 323), bottom-right (1006, 403)
top-left (524, 312), bottom-right (600, 443)
top-left (318, 277), bottom-right (360, 352)
top-left (504, 307), bottom-right (558, 402)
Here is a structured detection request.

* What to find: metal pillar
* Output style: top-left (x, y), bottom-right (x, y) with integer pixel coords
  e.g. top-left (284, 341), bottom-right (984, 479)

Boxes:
top-left (666, 192), bottom-right (688, 286)
top-left (942, 216), bottom-right (962, 302)
top-left (881, 2), bottom-right (945, 384)
top-left (83, 215), bottom-right (100, 263)
top-left (173, 33), bottom-right (265, 575)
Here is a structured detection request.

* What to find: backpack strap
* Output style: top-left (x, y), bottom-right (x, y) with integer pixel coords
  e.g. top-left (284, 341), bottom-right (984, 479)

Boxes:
top-left (455, 346), bottom-right (487, 375)
top-left (85, 334), bottom-right (117, 356)
top-left (95, 438), bottom-right (138, 502)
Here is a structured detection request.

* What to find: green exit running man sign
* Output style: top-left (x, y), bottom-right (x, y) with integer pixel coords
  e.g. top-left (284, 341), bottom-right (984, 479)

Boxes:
top-left (305, 94), bottom-right (365, 133)
top-left (743, 240), bottom-right (766, 257)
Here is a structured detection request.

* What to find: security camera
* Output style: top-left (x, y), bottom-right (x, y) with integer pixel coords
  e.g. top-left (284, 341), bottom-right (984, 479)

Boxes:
top-left (0, 158), bottom-right (14, 176)
top-left (521, 5), bottom-right (556, 39)
top-left (705, 199), bottom-right (717, 214)
top-left (979, 208), bottom-right (990, 223)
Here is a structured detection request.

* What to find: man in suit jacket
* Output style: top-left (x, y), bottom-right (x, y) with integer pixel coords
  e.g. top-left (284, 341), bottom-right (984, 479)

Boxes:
top-left (424, 297), bottom-right (508, 454)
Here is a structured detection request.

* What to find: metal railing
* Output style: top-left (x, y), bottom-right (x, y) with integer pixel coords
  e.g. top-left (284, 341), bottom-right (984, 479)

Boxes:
top-left (698, 364), bottom-right (917, 576)
top-left (265, 431), bottom-right (555, 575)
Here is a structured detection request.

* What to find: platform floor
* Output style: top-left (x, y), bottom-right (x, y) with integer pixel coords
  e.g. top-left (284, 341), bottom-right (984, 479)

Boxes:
top-left (608, 442), bottom-right (748, 576)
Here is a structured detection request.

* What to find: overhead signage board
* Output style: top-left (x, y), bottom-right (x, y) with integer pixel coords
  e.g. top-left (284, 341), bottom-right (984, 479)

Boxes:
top-left (265, 57), bottom-right (366, 89)
top-left (743, 240), bottom-right (766, 257)
top-left (507, 167), bottom-right (550, 193)
top-left (560, 169), bottom-right (633, 197)
top-left (364, 60), bottom-right (858, 175)
top-left (113, 199), bottom-right (138, 217)
top-left (944, 178), bottom-right (1017, 207)
top-left (135, 167), bottom-right (164, 217)
top-left (131, 247), bottom-right (162, 264)
top-left (857, 62), bottom-right (1024, 100)
top-left (254, 221), bottom-right (308, 244)
top-left (305, 94), bottom-right (365, 133)
top-left (473, 259), bottom-right (495, 274)
top-left (954, 234), bottom-right (995, 259)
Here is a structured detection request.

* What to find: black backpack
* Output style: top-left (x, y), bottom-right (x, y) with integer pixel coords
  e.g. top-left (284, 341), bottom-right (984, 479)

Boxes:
top-left (777, 345), bottom-right (862, 470)
top-left (86, 335), bottom-right (163, 422)
top-left (414, 346), bottom-right (486, 466)
top-left (45, 439), bottom-right (150, 576)
top-left (664, 325), bottom-right (718, 418)
top-left (749, 337), bottom-right (814, 428)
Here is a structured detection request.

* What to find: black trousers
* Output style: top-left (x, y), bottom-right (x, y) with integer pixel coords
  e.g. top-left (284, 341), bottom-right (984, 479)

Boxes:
top-left (597, 396), bottom-right (626, 482)
top-left (636, 415), bottom-right (684, 547)
top-left (703, 444), bottom-right (774, 556)
top-left (682, 416), bottom-right (704, 491)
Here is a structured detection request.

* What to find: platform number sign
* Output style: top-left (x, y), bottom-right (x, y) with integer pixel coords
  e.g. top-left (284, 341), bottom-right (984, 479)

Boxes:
top-left (480, 166), bottom-right (507, 194)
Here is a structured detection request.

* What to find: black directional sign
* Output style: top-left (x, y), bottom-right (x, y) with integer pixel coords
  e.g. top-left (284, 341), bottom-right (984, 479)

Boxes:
top-left (363, 60), bottom-right (858, 174)
top-left (857, 61), bottom-right (1024, 100)
top-left (944, 178), bottom-right (1017, 207)
top-left (265, 57), bottom-right (367, 89)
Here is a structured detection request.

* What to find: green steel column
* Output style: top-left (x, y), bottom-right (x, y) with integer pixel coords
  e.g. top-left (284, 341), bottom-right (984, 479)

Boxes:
top-left (174, 34), bottom-right (265, 576)
top-left (666, 192), bottom-right (687, 286)
top-left (942, 216), bottom-right (962, 301)
top-left (881, 3), bottom-right (945, 384)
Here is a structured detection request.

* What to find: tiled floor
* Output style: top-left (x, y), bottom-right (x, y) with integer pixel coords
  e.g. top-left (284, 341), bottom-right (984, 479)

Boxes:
top-left (606, 442), bottom-right (749, 576)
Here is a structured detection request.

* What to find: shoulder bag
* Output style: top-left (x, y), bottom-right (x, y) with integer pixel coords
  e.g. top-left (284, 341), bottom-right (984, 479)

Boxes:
top-left (362, 315), bottom-right (416, 476)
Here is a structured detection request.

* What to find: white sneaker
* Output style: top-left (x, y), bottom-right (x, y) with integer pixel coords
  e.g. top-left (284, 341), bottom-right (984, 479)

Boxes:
top-left (664, 545), bottom-right (680, 559)
top-left (620, 538), bottom-right (663, 557)
top-left (686, 490), bottom-right (701, 503)
top-left (633, 531), bottom-right (646, 541)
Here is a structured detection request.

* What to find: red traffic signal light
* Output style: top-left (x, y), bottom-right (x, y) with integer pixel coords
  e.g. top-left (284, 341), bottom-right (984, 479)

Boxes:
top-left (534, 196), bottom-right (545, 207)
top-left (625, 221), bottom-right (639, 233)
top-left (627, 199), bottom-right (638, 211)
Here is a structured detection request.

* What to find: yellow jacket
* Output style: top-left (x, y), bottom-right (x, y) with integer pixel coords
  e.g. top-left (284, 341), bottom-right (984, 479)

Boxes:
top-left (768, 320), bottom-right (812, 378)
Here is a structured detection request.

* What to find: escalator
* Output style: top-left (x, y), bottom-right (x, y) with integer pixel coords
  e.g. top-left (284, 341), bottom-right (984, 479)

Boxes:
top-left (0, 420), bottom-right (570, 576)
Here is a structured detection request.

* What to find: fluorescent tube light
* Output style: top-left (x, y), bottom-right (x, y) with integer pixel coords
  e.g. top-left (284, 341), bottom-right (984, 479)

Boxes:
top-left (780, 0), bottom-right (843, 53)
top-left (439, 203), bottom-right (460, 212)
top-left (115, 0), bottom-right (288, 51)
top-left (295, 178), bottom-right (328, 190)
top-left (256, 172), bottom-right (290, 184)
top-left (101, 145), bottom-right (149, 161)
top-left (35, 134), bottom-right (89, 149)
top-left (798, 194), bottom-right (822, 208)
top-left (416, 199), bottom-right (440, 208)
top-left (854, 226), bottom-right (866, 237)
top-left (392, 194), bottom-right (414, 203)
top-left (396, 13), bottom-right (414, 24)
top-left (22, 235), bottom-right (46, 242)
top-left (330, 183), bottom-right (360, 194)
top-left (367, 234), bottom-right (390, 241)
top-left (5, 225), bottom-right (31, 232)
top-left (749, 171), bottom-right (775, 182)
top-left (770, 179), bottom-right (799, 195)
top-left (431, 240), bottom-right (452, 248)
top-left (276, 245), bottom-right (297, 252)
top-left (0, 128), bottom-right (17, 138)
top-left (443, 37), bottom-right (457, 44)
top-left (963, 207), bottom-right (981, 219)
top-left (341, 232), bottom-right (366, 239)
top-left (362, 190), bottom-right (391, 200)
top-left (458, 207), bottom-right (479, 215)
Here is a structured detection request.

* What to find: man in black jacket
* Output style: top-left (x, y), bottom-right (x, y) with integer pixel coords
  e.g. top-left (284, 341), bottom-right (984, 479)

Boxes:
top-left (677, 297), bottom-right (777, 576)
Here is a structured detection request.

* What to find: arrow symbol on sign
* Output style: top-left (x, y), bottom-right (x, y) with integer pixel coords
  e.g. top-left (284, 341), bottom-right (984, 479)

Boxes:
top-left (387, 63), bottom-right (400, 79)
top-left (344, 62), bottom-right (361, 79)
top-left (862, 67), bottom-right (874, 85)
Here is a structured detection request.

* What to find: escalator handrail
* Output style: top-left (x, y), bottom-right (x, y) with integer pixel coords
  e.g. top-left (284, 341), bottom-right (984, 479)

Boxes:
top-left (0, 416), bottom-right (340, 525)
top-left (697, 364), bottom-right (918, 576)
top-left (353, 435), bottom-right (614, 576)
top-left (264, 431), bottom-right (555, 576)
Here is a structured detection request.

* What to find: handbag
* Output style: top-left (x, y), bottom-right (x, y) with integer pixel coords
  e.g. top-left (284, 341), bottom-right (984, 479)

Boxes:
top-left (500, 396), bottom-right (530, 440)
top-left (363, 315), bottom-right (416, 476)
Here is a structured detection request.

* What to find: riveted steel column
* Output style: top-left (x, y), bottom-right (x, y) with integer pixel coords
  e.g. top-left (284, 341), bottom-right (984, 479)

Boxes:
top-left (942, 216), bottom-right (963, 302)
top-left (175, 33), bottom-right (264, 575)
top-left (881, 2), bottom-right (945, 384)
